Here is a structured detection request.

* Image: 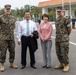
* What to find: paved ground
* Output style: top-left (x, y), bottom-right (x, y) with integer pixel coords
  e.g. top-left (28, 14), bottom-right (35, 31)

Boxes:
top-left (0, 23), bottom-right (76, 75)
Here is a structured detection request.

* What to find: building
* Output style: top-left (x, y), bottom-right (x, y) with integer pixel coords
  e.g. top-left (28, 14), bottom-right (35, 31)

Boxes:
top-left (38, 0), bottom-right (76, 18)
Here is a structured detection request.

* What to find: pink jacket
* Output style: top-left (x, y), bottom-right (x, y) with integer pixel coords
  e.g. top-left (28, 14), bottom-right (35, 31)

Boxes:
top-left (38, 22), bottom-right (52, 41)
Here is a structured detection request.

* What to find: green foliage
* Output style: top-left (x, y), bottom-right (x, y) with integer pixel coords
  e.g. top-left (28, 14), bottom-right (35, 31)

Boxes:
top-left (0, 5), bottom-right (56, 21)
top-left (0, 9), bottom-right (4, 15)
top-left (73, 8), bottom-right (76, 15)
top-left (48, 9), bottom-right (56, 21)
top-left (0, 5), bottom-right (41, 20)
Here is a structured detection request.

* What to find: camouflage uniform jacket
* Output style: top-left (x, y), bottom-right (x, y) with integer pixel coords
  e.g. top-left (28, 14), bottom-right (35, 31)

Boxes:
top-left (55, 16), bottom-right (70, 42)
top-left (0, 14), bottom-right (16, 40)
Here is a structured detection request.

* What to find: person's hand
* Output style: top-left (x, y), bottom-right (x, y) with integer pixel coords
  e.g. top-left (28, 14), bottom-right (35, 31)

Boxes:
top-left (42, 38), bottom-right (45, 42)
top-left (42, 40), bottom-right (45, 42)
top-left (18, 41), bottom-right (21, 45)
top-left (30, 34), bottom-right (34, 38)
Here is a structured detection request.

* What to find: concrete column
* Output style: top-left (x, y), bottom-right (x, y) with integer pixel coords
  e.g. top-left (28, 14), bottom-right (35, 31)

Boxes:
top-left (71, 11), bottom-right (74, 18)
top-left (56, 9), bottom-right (58, 19)
top-left (65, 10), bottom-right (69, 17)
top-left (71, 5), bottom-right (76, 18)
top-left (42, 7), bottom-right (48, 14)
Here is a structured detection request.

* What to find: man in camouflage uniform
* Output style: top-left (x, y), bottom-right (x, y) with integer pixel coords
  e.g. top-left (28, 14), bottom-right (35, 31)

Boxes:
top-left (55, 9), bottom-right (72, 72)
top-left (0, 4), bottom-right (18, 72)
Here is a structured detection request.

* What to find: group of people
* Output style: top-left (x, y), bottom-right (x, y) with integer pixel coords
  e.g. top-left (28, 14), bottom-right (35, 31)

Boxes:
top-left (0, 4), bottom-right (72, 72)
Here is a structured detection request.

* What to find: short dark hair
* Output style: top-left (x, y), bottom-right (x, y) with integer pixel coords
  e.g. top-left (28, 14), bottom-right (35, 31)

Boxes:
top-left (24, 10), bottom-right (31, 15)
top-left (42, 14), bottom-right (49, 20)
top-left (25, 10), bottom-right (30, 13)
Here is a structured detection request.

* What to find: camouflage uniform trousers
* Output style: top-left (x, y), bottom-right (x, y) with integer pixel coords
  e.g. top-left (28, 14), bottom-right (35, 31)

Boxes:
top-left (0, 40), bottom-right (15, 63)
top-left (55, 41), bottom-right (69, 65)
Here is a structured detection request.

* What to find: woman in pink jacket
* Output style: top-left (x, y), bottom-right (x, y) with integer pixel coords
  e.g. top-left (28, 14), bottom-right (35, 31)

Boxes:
top-left (39, 14), bottom-right (53, 68)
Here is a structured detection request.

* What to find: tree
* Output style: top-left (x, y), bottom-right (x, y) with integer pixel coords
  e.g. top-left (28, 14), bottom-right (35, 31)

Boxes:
top-left (0, 9), bottom-right (4, 15)
top-left (0, 5), bottom-right (42, 21)
top-left (48, 9), bottom-right (56, 21)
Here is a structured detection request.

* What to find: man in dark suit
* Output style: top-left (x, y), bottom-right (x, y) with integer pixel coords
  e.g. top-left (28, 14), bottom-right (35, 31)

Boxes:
top-left (17, 11), bottom-right (38, 69)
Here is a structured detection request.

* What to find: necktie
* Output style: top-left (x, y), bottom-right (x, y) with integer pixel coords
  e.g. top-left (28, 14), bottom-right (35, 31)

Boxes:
top-left (26, 21), bottom-right (29, 36)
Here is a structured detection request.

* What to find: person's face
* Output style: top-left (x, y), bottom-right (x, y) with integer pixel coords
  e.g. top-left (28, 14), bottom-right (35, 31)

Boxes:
top-left (43, 16), bottom-right (48, 23)
top-left (4, 8), bottom-right (11, 15)
top-left (57, 11), bottom-right (63, 17)
top-left (24, 12), bottom-right (31, 20)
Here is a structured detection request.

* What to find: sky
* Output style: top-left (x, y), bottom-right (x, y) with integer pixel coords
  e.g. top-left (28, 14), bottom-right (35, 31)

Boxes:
top-left (0, 0), bottom-right (47, 9)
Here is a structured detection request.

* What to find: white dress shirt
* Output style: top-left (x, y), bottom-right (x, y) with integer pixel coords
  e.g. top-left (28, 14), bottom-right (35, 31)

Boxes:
top-left (17, 19), bottom-right (37, 41)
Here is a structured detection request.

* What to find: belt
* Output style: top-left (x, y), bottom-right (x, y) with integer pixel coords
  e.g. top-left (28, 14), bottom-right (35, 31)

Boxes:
top-left (22, 35), bottom-right (31, 38)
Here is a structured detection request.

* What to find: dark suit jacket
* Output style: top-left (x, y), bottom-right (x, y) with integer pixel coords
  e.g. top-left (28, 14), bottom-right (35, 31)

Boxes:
top-left (31, 31), bottom-right (39, 52)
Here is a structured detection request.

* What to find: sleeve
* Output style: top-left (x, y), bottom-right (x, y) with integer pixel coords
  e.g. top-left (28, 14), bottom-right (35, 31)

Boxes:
top-left (13, 17), bottom-right (16, 29)
top-left (44, 24), bottom-right (53, 40)
top-left (38, 24), bottom-right (44, 40)
top-left (65, 18), bottom-right (71, 28)
top-left (17, 22), bottom-right (22, 42)
top-left (64, 18), bottom-right (72, 35)
top-left (67, 23), bottom-right (72, 27)
top-left (12, 16), bottom-right (16, 29)
top-left (33, 22), bottom-right (37, 31)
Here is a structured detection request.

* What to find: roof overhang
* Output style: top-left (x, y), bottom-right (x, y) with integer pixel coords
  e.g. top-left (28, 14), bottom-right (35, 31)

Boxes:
top-left (38, 0), bottom-right (76, 8)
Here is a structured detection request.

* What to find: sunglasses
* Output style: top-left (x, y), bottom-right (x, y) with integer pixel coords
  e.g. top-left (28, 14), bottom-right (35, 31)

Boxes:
top-left (6, 8), bottom-right (10, 10)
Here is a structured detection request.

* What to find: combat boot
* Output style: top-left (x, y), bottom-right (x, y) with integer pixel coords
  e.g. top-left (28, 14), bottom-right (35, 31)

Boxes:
top-left (10, 63), bottom-right (18, 69)
top-left (0, 63), bottom-right (5, 72)
top-left (63, 64), bottom-right (69, 72)
top-left (55, 63), bottom-right (64, 69)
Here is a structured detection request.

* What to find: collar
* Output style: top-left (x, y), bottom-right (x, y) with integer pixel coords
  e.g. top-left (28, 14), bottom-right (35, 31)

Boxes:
top-left (25, 19), bottom-right (31, 23)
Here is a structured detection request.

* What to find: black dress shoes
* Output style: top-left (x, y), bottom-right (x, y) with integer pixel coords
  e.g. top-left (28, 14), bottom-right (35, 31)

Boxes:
top-left (21, 65), bottom-right (26, 69)
top-left (46, 66), bottom-right (51, 69)
top-left (42, 65), bottom-right (47, 68)
top-left (31, 65), bottom-right (37, 69)
top-left (42, 65), bottom-right (51, 69)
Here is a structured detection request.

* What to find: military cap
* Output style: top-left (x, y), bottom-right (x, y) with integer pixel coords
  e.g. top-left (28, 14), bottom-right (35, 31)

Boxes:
top-left (4, 4), bottom-right (11, 9)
